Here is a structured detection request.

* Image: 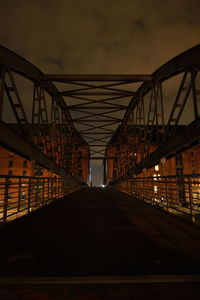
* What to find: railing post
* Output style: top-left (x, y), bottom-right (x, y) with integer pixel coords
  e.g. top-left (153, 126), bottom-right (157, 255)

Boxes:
top-left (42, 178), bottom-right (45, 207)
top-left (48, 178), bottom-right (50, 203)
top-left (3, 177), bottom-right (9, 224)
top-left (51, 177), bottom-right (54, 202)
top-left (152, 177), bottom-right (155, 205)
top-left (28, 177), bottom-right (31, 213)
top-left (18, 177), bottom-right (21, 212)
top-left (55, 178), bottom-right (58, 199)
top-left (59, 179), bottom-right (61, 198)
top-left (165, 178), bottom-right (169, 211)
top-left (61, 178), bottom-right (64, 197)
top-left (188, 177), bottom-right (195, 222)
top-left (57, 178), bottom-right (60, 198)
top-left (143, 178), bottom-right (145, 201)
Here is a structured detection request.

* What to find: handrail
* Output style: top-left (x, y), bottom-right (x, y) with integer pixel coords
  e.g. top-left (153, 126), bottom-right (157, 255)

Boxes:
top-left (0, 175), bottom-right (82, 225)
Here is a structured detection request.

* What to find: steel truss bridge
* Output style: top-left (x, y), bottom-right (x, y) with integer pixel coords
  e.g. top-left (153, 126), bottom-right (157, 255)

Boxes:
top-left (1, 45), bottom-right (200, 298)
top-left (0, 44), bottom-right (200, 224)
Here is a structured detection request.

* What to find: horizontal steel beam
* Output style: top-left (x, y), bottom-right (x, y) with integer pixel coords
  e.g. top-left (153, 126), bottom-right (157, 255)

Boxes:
top-left (0, 121), bottom-right (68, 177)
top-left (68, 106), bottom-right (127, 110)
top-left (73, 119), bottom-right (121, 123)
top-left (82, 132), bottom-right (114, 135)
top-left (90, 145), bottom-right (106, 148)
top-left (61, 91), bottom-right (135, 96)
top-left (88, 157), bottom-right (116, 159)
top-left (43, 74), bottom-right (152, 82)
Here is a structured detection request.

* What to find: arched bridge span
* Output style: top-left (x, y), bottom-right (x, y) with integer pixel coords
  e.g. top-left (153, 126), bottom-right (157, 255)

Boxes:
top-left (0, 45), bottom-right (200, 225)
top-left (1, 45), bottom-right (200, 298)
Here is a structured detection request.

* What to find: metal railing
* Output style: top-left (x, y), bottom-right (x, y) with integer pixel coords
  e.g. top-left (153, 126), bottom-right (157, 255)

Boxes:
top-left (0, 175), bottom-right (81, 225)
top-left (113, 174), bottom-right (200, 225)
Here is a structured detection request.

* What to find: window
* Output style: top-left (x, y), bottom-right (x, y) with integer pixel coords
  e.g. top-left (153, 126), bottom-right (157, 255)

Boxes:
top-left (192, 160), bottom-right (195, 167)
top-left (9, 160), bottom-right (13, 168)
top-left (191, 152), bottom-right (194, 158)
top-left (23, 170), bottom-right (27, 176)
top-left (155, 165), bottom-right (159, 171)
top-left (154, 186), bottom-right (158, 193)
top-left (8, 170), bottom-right (12, 176)
top-left (23, 160), bottom-right (27, 168)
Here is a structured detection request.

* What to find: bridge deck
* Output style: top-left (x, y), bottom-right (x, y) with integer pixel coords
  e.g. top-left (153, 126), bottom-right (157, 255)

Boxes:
top-left (1, 187), bottom-right (200, 298)
top-left (1, 187), bottom-right (200, 277)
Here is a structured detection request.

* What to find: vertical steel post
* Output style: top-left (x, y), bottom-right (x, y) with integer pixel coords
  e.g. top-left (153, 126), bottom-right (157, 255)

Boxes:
top-left (58, 178), bottom-right (60, 198)
top-left (42, 178), bottom-right (45, 207)
top-left (0, 65), bottom-right (6, 121)
top-left (18, 177), bottom-right (21, 212)
top-left (51, 178), bottom-right (54, 202)
top-left (61, 177), bottom-right (64, 197)
top-left (165, 178), bottom-right (169, 211)
top-left (188, 177), bottom-right (195, 222)
top-left (55, 178), bottom-right (58, 199)
top-left (28, 178), bottom-right (31, 213)
top-left (48, 178), bottom-right (50, 203)
top-left (3, 177), bottom-right (9, 224)
top-left (143, 177), bottom-right (145, 201)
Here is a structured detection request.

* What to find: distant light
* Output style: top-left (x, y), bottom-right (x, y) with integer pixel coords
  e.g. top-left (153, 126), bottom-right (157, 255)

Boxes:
top-left (101, 184), bottom-right (105, 188)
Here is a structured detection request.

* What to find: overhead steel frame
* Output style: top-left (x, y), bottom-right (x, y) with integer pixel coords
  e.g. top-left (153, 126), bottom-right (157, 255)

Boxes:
top-left (110, 44), bottom-right (200, 183)
top-left (1, 44), bottom-right (200, 184)
top-left (0, 46), bottom-right (84, 179)
top-left (42, 74), bottom-right (152, 158)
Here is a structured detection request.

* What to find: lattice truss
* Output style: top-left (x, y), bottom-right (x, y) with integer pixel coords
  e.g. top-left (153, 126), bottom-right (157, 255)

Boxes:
top-left (1, 45), bottom-right (200, 182)
top-left (114, 45), bottom-right (200, 178)
top-left (0, 52), bottom-right (82, 179)
top-left (41, 74), bottom-right (152, 160)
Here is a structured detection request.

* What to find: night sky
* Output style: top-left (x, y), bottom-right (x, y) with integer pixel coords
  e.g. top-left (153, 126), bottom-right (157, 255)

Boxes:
top-left (0, 0), bottom-right (200, 185)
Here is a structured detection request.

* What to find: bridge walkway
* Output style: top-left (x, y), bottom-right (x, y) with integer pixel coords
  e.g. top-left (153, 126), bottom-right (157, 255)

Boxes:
top-left (1, 187), bottom-right (200, 298)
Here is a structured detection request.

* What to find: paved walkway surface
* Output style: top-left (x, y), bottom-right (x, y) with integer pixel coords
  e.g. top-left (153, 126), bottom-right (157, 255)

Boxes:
top-left (1, 187), bottom-right (200, 298)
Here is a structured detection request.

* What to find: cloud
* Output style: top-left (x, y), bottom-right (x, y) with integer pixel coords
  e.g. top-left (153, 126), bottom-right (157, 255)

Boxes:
top-left (41, 58), bottom-right (64, 72)
top-left (0, 0), bottom-right (199, 75)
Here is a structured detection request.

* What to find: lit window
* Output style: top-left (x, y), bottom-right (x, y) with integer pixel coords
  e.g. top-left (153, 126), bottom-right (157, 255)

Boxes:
top-left (154, 186), bottom-right (158, 193)
top-left (153, 174), bottom-right (157, 180)
top-left (155, 165), bottom-right (159, 171)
